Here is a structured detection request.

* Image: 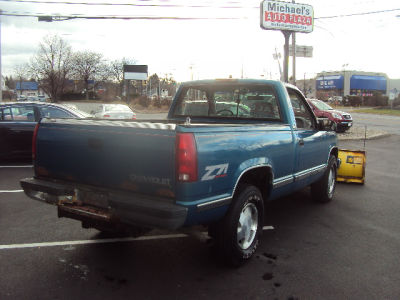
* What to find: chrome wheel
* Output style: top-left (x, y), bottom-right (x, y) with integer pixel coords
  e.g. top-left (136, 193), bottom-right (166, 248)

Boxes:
top-left (237, 202), bottom-right (258, 250)
top-left (327, 165), bottom-right (336, 197)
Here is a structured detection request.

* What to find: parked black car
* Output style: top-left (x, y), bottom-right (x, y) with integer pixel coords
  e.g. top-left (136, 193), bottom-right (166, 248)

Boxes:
top-left (0, 102), bottom-right (90, 160)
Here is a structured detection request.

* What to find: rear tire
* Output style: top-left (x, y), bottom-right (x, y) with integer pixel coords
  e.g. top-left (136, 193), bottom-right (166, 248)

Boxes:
top-left (215, 184), bottom-right (264, 267)
top-left (311, 155), bottom-right (337, 203)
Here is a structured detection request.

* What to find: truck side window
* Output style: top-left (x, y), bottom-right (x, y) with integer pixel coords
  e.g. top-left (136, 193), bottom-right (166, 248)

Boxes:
top-left (287, 88), bottom-right (314, 130)
top-left (40, 107), bottom-right (74, 119)
top-left (1, 108), bottom-right (12, 121)
top-left (9, 106), bottom-right (35, 121)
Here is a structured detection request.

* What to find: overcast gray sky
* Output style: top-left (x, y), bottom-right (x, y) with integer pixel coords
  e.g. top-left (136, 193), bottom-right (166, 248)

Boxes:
top-left (1, 0), bottom-right (399, 81)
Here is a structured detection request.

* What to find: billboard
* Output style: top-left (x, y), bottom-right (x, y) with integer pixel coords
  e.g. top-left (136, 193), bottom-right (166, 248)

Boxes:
top-left (288, 45), bottom-right (313, 57)
top-left (350, 75), bottom-right (387, 91)
top-left (123, 65), bottom-right (148, 80)
top-left (260, 0), bottom-right (314, 33)
top-left (316, 75), bottom-right (344, 90)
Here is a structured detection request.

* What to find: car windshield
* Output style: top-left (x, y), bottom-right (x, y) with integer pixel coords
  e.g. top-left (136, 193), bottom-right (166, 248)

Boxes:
top-left (311, 100), bottom-right (333, 110)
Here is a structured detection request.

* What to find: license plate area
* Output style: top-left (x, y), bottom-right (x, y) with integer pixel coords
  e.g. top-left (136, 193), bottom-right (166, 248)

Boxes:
top-left (78, 190), bottom-right (109, 209)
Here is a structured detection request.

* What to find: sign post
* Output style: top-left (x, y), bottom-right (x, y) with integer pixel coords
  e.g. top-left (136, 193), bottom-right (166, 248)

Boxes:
top-left (123, 65), bottom-right (148, 102)
top-left (282, 31), bottom-right (292, 83)
top-left (260, 0), bottom-right (314, 83)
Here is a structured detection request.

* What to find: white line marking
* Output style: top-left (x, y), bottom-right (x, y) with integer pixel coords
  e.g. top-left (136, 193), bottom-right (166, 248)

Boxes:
top-left (0, 234), bottom-right (188, 250)
top-left (263, 226), bottom-right (275, 230)
top-left (0, 227), bottom-right (275, 250)
top-left (0, 165), bottom-right (33, 168)
top-left (0, 190), bottom-right (23, 193)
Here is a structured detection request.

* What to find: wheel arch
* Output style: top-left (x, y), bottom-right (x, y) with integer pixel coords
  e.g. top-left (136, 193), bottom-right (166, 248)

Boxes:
top-left (232, 165), bottom-right (274, 203)
top-left (330, 146), bottom-right (339, 159)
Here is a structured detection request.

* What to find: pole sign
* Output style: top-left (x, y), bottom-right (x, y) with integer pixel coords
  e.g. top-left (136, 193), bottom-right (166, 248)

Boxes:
top-left (289, 45), bottom-right (313, 57)
top-left (260, 0), bottom-right (314, 33)
top-left (123, 65), bottom-right (148, 80)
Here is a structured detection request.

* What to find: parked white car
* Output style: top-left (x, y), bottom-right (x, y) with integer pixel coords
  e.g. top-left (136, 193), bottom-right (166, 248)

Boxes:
top-left (92, 104), bottom-right (137, 119)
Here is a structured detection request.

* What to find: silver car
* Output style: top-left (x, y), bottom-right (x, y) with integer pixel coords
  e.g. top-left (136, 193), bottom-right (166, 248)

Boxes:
top-left (92, 104), bottom-right (137, 119)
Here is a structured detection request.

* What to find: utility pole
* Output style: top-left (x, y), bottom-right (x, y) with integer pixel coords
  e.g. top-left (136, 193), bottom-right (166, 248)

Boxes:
top-left (342, 63), bottom-right (348, 97)
top-left (0, 9), bottom-right (3, 102)
top-left (291, 0), bottom-right (296, 85)
top-left (292, 32), bottom-right (296, 85)
top-left (273, 48), bottom-right (282, 80)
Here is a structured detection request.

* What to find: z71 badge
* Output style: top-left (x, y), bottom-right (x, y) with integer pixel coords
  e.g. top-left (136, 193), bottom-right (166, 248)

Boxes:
top-left (201, 163), bottom-right (229, 181)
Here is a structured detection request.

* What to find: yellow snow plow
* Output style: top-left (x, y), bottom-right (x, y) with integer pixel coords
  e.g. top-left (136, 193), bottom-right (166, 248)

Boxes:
top-left (337, 149), bottom-right (366, 184)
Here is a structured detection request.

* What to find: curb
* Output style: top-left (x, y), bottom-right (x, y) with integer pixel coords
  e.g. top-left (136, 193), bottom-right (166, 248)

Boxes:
top-left (338, 133), bottom-right (391, 141)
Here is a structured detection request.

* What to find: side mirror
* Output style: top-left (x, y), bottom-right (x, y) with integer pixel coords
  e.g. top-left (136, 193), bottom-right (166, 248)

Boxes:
top-left (317, 117), bottom-right (333, 131)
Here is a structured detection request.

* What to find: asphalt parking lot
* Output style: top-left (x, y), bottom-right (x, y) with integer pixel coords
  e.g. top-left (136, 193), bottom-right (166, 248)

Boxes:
top-left (1, 134), bottom-right (400, 299)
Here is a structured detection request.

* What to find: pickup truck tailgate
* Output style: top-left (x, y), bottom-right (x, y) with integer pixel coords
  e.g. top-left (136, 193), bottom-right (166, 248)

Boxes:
top-left (35, 119), bottom-right (177, 198)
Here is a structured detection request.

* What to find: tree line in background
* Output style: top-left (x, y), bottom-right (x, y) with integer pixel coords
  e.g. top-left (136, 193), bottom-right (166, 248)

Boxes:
top-left (4, 34), bottom-right (177, 105)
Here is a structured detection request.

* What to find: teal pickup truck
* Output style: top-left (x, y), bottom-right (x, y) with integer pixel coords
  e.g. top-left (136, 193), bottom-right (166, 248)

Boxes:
top-left (21, 79), bottom-right (338, 266)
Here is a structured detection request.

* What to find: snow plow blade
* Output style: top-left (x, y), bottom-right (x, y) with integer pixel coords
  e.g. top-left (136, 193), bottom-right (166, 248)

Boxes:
top-left (337, 149), bottom-right (366, 184)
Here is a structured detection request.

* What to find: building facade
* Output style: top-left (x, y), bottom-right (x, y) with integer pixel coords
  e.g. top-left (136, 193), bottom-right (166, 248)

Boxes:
top-left (16, 81), bottom-right (39, 97)
top-left (316, 71), bottom-right (388, 100)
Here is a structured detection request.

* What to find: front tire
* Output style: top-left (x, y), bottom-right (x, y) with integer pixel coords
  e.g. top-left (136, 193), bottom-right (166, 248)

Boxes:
top-left (215, 184), bottom-right (264, 267)
top-left (311, 155), bottom-right (337, 203)
top-left (330, 122), bottom-right (337, 132)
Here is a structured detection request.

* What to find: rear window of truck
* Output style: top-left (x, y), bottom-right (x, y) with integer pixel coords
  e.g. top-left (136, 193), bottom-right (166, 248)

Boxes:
top-left (173, 84), bottom-right (282, 121)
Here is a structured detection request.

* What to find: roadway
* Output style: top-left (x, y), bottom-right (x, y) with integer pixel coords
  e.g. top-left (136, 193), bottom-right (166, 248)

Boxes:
top-left (350, 112), bottom-right (400, 135)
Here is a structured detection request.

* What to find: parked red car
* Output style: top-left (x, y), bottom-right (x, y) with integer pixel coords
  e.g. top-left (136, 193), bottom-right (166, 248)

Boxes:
top-left (307, 99), bottom-right (353, 132)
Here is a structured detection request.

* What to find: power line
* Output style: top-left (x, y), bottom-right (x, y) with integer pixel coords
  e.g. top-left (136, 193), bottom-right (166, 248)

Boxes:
top-left (1, 2), bottom-right (399, 20)
top-left (316, 8), bottom-right (400, 19)
top-left (0, 12), bottom-right (246, 20)
top-left (0, 0), bottom-right (249, 9)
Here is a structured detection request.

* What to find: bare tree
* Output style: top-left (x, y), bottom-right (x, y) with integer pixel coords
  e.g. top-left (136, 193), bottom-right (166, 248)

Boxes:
top-left (71, 51), bottom-right (106, 100)
top-left (149, 73), bottom-right (160, 97)
top-left (13, 64), bottom-right (29, 97)
top-left (30, 34), bottom-right (72, 102)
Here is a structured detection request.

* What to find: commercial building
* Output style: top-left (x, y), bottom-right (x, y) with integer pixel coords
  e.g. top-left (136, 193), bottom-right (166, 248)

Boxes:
top-left (316, 71), bottom-right (388, 100)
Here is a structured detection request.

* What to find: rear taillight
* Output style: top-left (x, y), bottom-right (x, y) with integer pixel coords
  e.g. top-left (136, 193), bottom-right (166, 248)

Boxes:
top-left (176, 133), bottom-right (198, 182)
top-left (103, 114), bottom-right (110, 118)
top-left (32, 123), bottom-right (40, 160)
top-left (132, 115), bottom-right (137, 119)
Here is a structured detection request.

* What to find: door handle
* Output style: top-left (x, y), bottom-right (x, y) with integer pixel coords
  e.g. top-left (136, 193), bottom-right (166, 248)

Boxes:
top-left (299, 138), bottom-right (304, 146)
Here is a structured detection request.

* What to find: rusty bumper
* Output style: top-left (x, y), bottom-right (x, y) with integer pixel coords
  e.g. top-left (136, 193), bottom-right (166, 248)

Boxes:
top-left (20, 177), bottom-right (188, 230)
